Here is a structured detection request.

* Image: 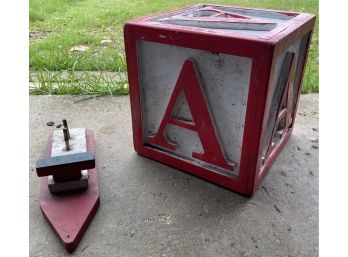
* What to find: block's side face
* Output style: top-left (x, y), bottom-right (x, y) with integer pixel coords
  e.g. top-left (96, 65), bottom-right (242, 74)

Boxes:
top-left (137, 41), bottom-right (252, 177)
top-left (258, 32), bottom-right (312, 176)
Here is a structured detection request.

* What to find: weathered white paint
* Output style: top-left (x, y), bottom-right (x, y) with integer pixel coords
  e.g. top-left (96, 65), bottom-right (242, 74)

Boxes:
top-left (215, 6), bottom-right (293, 20)
top-left (51, 128), bottom-right (87, 157)
top-left (137, 41), bottom-right (252, 176)
top-left (49, 128), bottom-right (89, 193)
top-left (157, 18), bottom-right (276, 31)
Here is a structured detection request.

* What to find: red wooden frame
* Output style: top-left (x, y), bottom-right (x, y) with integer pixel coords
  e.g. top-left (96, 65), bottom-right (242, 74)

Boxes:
top-left (124, 4), bottom-right (315, 196)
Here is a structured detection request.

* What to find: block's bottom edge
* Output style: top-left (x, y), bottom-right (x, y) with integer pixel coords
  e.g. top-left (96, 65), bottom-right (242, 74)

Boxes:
top-left (134, 128), bottom-right (292, 197)
top-left (134, 145), bottom-right (252, 196)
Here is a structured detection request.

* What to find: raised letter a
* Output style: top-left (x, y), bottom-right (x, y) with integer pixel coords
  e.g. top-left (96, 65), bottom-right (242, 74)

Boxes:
top-left (148, 59), bottom-right (234, 171)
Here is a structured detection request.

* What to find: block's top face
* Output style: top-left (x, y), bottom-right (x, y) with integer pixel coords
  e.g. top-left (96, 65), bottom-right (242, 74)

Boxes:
top-left (129, 4), bottom-right (313, 40)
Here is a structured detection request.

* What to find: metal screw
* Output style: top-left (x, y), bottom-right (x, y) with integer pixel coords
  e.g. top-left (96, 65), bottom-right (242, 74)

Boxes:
top-left (62, 119), bottom-right (70, 139)
top-left (63, 128), bottom-right (70, 151)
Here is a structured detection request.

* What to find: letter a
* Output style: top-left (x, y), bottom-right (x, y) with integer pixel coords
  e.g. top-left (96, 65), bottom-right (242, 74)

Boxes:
top-left (148, 59), bottom-right (234, 171)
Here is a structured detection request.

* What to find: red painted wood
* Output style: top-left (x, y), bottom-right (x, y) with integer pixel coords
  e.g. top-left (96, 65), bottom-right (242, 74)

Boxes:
top-left (238, 52), bottom-right (274, 195)
top-left (39, 129), bottom-right (100, 252)
top-left (124, 4), bottom-right (315, 196)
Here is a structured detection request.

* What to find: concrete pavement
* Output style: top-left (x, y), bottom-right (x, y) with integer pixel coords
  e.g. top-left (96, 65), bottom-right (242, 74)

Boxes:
top-left (29, 94), bottom-right (318, 257)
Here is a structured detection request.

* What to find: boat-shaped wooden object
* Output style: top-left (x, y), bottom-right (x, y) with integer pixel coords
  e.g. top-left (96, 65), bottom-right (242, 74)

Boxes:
top-left (36, 122), bottom-right (100, 252)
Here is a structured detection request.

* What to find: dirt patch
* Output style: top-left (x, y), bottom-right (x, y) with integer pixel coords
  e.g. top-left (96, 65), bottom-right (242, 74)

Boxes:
top-left (29, 30), bottom-right (52, 42)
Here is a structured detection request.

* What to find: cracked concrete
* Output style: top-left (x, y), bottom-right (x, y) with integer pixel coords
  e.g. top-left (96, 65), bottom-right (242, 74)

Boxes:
top-left (29, 94), bottom-right (318, 257)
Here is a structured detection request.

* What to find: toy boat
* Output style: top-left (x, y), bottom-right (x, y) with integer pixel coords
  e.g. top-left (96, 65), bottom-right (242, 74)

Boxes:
top-left (36, 120), bottom-right (100, 252)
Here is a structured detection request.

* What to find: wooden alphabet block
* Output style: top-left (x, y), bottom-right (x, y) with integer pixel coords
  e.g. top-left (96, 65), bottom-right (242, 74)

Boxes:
top-left (124, 4), bottom-right (315, 196)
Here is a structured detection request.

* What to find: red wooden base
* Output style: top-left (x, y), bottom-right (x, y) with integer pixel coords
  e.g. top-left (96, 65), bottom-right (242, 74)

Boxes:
top-left (40, 129), bottom-right (100, 252)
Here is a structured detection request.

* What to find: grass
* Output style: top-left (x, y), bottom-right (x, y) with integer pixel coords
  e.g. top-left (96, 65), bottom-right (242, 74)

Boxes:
top-left (29, 70), bottom-right (128, 96)
top-left (30, 0), bottom-right (318, 95)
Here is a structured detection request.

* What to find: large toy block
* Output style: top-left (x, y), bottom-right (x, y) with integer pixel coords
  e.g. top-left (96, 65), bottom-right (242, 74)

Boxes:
top-left (124, 4), bottom-right (315, 196)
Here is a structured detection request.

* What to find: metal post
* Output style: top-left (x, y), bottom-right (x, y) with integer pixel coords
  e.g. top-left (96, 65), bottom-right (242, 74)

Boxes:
top-left (63, 128), bottom-right (70, 151)
top-left (62, 119), bottom-right (70, 139)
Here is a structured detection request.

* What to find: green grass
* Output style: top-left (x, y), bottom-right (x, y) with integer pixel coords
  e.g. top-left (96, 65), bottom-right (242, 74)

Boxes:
top-left (30, 0), bottom-right (318, 94)
top-left (29, 70), bottom-right (128, 96)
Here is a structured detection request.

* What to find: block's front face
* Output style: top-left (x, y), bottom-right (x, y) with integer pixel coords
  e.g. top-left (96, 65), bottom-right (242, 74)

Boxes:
top-left (137, 41), bottom-right (252, 177)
